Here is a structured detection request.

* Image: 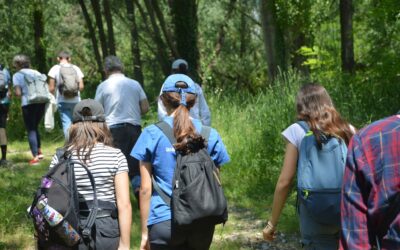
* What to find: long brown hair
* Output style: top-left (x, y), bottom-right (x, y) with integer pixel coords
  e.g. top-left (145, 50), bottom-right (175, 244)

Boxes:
top-left (296, 83), bottom-right (354, 145)
top-left (65, 121), bottom-right (113, 163)
top-left (160, 90), bottom-right (204, 153)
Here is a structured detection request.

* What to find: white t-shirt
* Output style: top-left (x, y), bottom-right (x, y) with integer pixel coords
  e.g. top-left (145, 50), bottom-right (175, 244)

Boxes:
top-left (47, 63), bottom-right (84, 103)
top-left (282, 122), bottom-right (356, 149)
top-left (282, 123), bottom-right (306, 149)
top-left (49, 143), bottom-right (128, 202)
top-left (95, 73), bottom-right (147, 126)
top-left (12, 68), bottom-right (43, 107)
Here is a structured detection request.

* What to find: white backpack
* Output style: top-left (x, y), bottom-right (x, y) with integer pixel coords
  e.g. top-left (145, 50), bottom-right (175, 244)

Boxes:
top-left (21, 70), bottom-right (50, 104)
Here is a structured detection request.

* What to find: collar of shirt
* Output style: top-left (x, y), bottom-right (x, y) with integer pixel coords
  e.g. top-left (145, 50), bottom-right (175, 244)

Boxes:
top-left (108, 73), bottom-right (125, 79)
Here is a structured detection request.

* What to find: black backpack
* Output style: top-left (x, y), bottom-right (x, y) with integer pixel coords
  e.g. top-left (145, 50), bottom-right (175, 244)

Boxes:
top-left (28, 149), bottom-right (98, 248)
top-left (153, 121), bottom-right (228, 226)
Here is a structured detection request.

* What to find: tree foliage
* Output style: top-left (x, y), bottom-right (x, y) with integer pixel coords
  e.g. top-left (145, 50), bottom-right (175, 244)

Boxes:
top-left (0, 0), bottom-right (398, 136)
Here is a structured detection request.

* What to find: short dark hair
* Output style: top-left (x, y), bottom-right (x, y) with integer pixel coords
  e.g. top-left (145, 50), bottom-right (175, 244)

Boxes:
top-left (104, 56), bottom-right (123, 72)
top-left (12, 54), bottom-right (30, 69)
top-left (58, 51), bottom-right (71, 59)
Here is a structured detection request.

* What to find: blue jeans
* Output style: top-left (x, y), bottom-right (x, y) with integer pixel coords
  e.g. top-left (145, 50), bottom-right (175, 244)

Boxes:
top-left (22, 103), bottom-right (45, 156)
top-left (58, 102), bottom-right (77, 138)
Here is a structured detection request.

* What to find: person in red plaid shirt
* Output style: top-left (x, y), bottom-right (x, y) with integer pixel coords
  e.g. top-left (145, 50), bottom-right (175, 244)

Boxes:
top-left (340, 114), bottom-right (400, 249)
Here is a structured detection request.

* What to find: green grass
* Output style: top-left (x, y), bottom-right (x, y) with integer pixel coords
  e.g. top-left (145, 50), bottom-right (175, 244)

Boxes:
top-left (1, 70), bottom-right (396, 249)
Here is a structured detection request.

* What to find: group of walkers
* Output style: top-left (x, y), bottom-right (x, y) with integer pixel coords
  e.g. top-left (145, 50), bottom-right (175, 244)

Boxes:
top-left (1, 50), bottom-right (399, 249)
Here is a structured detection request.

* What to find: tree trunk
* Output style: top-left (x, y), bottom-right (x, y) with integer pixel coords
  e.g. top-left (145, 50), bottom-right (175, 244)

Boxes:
top-left (125, 0), bottom-right (144, 85)
top-left (207, 0), bottom-right (236, 72)
top-left (340, 0), bottom-right (355, 74)
top-left (171, 0), bottom-right (201, 83)
top-left (143, 0), bottom-right (171, 76)
top-left (90, 0), bottom-right (108, 58)
top-left (78, 0), bottom-right (105, 79)
top-left (152, 0), bottom-right (179, 58)
top-left (103, 0), bottom-right (116, 55)
top-left (260, 0), bottom-right (286, 83)
top-left (33, 0), bottom-right (46, 73)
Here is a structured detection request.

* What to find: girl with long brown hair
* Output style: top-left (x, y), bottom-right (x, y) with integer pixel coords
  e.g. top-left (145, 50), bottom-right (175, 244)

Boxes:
top-left (131, 74), bottom-right (230, 250)
top-left (48, 99), bottom-right (132, 250)
top-left (262, 83), bottom-right (355, 249)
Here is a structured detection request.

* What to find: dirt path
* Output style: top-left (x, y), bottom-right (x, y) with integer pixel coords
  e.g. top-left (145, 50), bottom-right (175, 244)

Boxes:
top-left (214, 207), bottom-right (301, 249)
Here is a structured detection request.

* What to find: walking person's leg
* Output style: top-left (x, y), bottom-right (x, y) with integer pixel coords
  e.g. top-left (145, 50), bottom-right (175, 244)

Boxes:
top-left (58, 102), bottom-right (77, 138)
top-left (186, 221), bottom-right (215, 250)
top-left (0, 104), bottom-right (8, 165)
top-left (33, 103), bottom-right (45, 158)
top-left (22, 105), bottom-right (40, 165)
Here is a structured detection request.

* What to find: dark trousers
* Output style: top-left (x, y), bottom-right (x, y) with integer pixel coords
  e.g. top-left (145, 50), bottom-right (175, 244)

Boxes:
top-left (149, 220), bottom-right (215, 250)
top-left (0, 104), bottom-right (9, 128)
top-left (109, 123), bottom-right (141, 177)
top-left (22, 103), bottom-right (45, 156)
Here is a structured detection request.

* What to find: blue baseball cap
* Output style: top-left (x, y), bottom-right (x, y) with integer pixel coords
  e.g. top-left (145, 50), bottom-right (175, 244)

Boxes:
top-left (161, 74), bottom-right (197, 106)
top-left (162, 74), bottom-right (196, 94)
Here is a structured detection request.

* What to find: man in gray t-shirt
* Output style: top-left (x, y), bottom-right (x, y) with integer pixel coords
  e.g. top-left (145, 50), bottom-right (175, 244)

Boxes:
top-left (95, 56), bottom-right (149, 201)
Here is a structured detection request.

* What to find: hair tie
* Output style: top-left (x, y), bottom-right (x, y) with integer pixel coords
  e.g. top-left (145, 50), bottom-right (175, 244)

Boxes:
top-left (179, 90), bottom-right (187, 106)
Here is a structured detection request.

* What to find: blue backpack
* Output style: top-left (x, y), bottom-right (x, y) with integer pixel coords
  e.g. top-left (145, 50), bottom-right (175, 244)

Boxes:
top-left (296, 121), bottom-right (347, 226)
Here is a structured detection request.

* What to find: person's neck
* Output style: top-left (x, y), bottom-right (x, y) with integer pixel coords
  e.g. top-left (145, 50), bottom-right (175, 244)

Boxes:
top-left (59, 59), bottom-right (69, 64)
top-left (107, 71), bottom-right (123, 78)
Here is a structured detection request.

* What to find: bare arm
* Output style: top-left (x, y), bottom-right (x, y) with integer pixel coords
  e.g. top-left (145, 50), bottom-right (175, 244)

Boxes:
top-left (14, 86), bottom-right (22, 98)
top-left (48, 77), bottom-right (56, 95)
top-left (115, 172), bottom-right (132, 250)
top-left (263, 141), bottom-right (298, 241)
top-left (139, 161), bottom-right (152, 250)
top-left (79, 79), bottom-right (84, 92)
top-left (140, 99), bottom-right (150, 115)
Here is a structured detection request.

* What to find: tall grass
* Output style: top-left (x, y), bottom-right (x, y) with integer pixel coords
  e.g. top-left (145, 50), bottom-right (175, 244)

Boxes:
top-left (0, 69), bottom-right (397, 249)
top-left (209, 71), bottom-right (303, 233)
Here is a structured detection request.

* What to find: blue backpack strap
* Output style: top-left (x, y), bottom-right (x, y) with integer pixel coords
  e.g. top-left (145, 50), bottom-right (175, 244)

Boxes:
top-left (296, 121), bottom-right (310, 133)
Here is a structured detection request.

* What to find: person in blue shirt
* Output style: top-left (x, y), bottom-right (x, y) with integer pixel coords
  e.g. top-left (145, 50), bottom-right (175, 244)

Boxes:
top-left (131, 74), bottom-right (229, 250)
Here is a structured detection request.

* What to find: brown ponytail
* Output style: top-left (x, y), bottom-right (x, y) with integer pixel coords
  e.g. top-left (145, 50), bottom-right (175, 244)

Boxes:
top-left (160, 91), bottom-right (204, 153)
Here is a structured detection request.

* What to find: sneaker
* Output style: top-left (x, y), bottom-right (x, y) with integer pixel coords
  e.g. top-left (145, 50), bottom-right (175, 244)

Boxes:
top-left (29, 158), bottom-right (40, 166)
top-left (38, 149), bottom-right (44, 160)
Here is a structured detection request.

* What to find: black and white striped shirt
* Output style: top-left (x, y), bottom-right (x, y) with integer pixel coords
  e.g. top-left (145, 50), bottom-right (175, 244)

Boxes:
top-left (50, 143), bottom-right (128, 203)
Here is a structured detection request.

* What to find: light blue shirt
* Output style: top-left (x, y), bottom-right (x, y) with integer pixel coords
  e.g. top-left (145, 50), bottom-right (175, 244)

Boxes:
top-left (95, 73), bottom-right (147, 126)
top-left (131, 116), bottom-right (230, 225)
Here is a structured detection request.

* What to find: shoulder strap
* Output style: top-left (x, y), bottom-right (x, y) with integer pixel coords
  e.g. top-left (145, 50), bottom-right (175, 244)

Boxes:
top-left (155, 121), bottom-right (176, 145)
top-left (296, 121), bottom-right (309, 133)
top-left (151, 176), bottom-right (171, 206)
top-left (69, 159), bottom-right (98, 240)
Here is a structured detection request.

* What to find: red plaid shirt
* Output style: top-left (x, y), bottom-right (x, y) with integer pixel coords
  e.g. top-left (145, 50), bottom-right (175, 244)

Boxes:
top-left (340, 115), bottom-right (400, 250)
